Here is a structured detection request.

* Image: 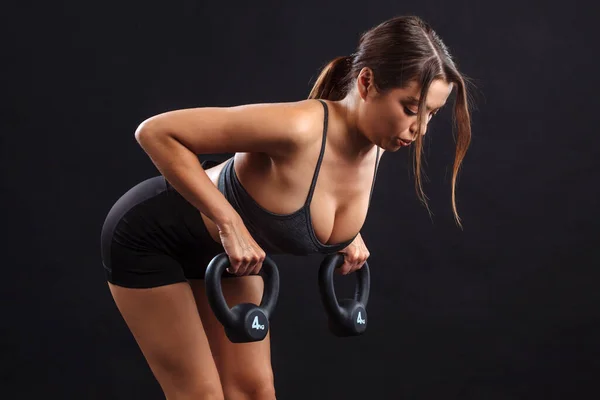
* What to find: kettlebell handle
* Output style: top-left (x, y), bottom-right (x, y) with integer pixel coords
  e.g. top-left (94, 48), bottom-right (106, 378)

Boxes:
top-left (205, 253), bottom-right (280, 329)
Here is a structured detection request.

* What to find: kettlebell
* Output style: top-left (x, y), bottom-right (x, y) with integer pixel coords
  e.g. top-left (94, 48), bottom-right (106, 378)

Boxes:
top-left (318, 253), bottom-right (370, 337)
top-left (205, 253), bottom-right (280, 343)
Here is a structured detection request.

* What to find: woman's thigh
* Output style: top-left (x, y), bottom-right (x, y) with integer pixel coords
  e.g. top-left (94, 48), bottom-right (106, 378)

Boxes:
top-left (109, 280), bottom-right (224, 399)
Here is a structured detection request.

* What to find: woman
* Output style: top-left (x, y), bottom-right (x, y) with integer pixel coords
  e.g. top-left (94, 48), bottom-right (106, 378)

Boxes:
top-left (100, 15), bottom-right (472, 400)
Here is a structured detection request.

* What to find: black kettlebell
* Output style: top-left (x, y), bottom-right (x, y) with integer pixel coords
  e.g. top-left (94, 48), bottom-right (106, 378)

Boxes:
top-left (205, 253), bottom-right (280, 343)
top-left (318, 253), bottom-right (370, 337)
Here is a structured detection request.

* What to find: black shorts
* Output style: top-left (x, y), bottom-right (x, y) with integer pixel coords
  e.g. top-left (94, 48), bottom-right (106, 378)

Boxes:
top-left (100, 161), bottom-right (234, 288)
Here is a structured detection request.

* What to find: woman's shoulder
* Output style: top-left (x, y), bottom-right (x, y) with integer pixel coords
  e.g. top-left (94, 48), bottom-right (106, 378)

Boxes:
top-left (254, 98), bottom-right (331, 155)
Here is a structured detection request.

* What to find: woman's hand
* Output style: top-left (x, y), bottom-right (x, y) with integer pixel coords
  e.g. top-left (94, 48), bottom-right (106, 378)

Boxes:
top-left (217, 214), bottom-right (266, 276)
top-left (337, 233), bottom-right (370, 275)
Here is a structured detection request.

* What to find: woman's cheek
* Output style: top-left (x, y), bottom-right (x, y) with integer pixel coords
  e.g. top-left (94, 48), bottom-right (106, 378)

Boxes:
top-left (389, 115), bottom-right (405, 134)
top-left (396, 113), bottom-right (412, 133)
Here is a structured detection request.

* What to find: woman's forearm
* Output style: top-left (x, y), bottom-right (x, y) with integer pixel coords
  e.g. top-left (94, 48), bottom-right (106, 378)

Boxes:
top-left (134, 123), bottom-right (237, 229)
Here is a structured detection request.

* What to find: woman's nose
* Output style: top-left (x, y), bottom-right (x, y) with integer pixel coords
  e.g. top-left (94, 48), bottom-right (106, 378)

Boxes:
top-left (410, 121), bottom-right (428, 138)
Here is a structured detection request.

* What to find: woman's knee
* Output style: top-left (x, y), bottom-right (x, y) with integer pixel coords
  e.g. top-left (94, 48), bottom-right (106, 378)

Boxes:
top-left (165, 380), bottom-right (225, 400)
top-left (159, 365), bottom-right (224, 399)
top-left (222, 369), bottom-right (276, 400)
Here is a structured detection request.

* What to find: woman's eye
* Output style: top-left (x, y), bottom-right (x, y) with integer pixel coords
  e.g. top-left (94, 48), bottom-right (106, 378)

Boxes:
top-left (404, 107), bottom-right (417, 116)
top-left (404, 105), bottom-right (437, 119)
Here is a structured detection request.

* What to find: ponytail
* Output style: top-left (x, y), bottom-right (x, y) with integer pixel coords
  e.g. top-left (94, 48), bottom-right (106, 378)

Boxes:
top-left (308, 56), bottom-right (353, 100)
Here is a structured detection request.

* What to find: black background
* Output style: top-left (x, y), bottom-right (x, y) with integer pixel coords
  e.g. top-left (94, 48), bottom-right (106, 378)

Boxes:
top-left (3, 0), bottom-right (599, 399)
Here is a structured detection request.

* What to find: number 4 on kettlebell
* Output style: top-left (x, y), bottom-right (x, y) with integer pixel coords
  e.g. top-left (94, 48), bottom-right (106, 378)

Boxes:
top-left (356, 311), bottom-right (366, 325)
top-left (252, 316), bottom-right (265, 330)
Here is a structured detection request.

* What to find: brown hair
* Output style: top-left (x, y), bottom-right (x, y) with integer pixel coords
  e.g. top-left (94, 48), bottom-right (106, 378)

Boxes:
top-left (309, 16), bottom-right (473, 229)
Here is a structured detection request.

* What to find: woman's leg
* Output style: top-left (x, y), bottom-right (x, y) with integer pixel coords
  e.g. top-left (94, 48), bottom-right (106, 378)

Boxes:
top-left (189, 277), bottom-right (276, 400)
top-left (108, 281), bottom-right (225, 400)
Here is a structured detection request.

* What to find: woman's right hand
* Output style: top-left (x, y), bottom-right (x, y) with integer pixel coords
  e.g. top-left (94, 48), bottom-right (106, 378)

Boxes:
top-left (217, 214), bottom-right (266, 276)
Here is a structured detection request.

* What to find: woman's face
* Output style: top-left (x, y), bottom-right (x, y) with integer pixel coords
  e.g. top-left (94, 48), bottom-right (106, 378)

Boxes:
top-left (357, 71), bottom-right (453, 151)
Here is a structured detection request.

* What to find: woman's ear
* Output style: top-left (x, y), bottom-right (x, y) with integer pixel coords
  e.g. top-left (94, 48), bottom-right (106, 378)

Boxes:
top-left (357, 67), bottom-right (376, 100)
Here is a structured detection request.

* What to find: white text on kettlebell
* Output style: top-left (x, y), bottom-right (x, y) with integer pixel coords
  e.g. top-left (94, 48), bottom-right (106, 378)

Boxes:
top-left (356, 312), bottom-right (366, 325)
top-left (252, 316), bottom-right (265, 330)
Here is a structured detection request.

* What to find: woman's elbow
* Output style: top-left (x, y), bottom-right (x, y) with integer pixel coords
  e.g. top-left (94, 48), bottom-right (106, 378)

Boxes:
top-left (134, 117), bottom-right (166, 144)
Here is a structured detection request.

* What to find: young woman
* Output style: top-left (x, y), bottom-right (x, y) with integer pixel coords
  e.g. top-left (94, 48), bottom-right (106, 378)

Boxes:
top-left (100, 15), bottom-right (472, 400)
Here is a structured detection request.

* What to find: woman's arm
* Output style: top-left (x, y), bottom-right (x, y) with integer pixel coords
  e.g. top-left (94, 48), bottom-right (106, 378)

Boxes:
top-left (134, 100), bottom-right (318, 228)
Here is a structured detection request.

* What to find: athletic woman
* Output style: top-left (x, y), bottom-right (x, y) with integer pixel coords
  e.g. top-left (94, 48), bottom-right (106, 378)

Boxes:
top-left (100, 15), bottom-right (472, 400)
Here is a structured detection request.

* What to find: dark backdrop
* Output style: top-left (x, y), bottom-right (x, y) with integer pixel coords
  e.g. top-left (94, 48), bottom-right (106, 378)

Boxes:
top-left (3, 1), bottom-right (598, 399)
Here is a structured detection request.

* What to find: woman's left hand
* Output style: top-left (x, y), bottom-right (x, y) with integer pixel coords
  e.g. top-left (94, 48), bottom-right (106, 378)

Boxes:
top-left (337, 233), bottom-right (370, 275)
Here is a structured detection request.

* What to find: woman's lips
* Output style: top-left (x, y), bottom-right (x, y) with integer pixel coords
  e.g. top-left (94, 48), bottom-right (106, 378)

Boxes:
top-left (396, 138), bottom-right (411, 147)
